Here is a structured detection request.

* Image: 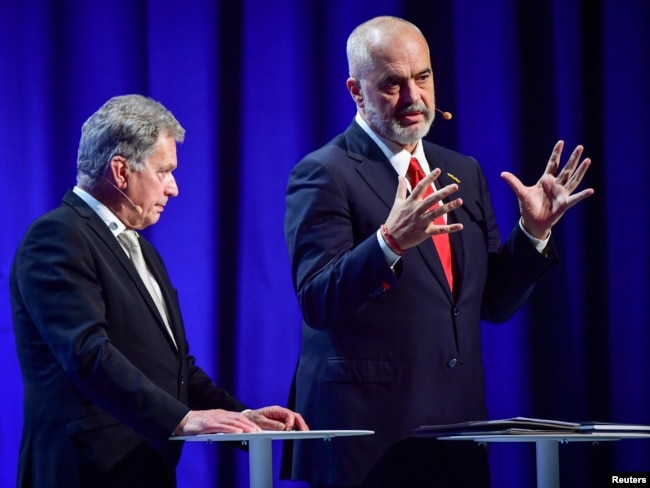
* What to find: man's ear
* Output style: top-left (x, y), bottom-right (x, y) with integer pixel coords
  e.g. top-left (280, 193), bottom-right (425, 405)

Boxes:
top-left (346, 77), bottom-right (364, 108)
top-left (108, 156), bottom-right (129, 188)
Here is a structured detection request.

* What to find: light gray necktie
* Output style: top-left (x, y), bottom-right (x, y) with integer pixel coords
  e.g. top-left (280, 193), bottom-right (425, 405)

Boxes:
top-left (118, 230), bottom-right (177, 348)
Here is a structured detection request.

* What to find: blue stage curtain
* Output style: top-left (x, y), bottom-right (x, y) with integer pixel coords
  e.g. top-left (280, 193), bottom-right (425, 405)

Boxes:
top-left (1, 1), bottom-right (648, 487)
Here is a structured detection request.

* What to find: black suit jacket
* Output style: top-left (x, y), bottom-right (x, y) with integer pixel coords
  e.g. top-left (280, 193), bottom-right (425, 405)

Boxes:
top-left (283, 121), bottom-right (557, 485)
top-left (10, 190), bottom-right (246, 487)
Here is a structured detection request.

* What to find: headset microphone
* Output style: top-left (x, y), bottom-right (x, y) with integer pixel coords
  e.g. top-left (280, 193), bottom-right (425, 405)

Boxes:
top-left (104, 179), bottom-right (143, 215)
top-left (435, 108), bottom-right (453, 120)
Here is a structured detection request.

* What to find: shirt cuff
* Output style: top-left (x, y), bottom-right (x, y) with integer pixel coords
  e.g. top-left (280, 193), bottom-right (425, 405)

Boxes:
top-left (377, 229), bottom-right (402, 268)
top-left (518, 218), bottom-right (551, 254)
top-left (173, 410), bottom-right (192, 436)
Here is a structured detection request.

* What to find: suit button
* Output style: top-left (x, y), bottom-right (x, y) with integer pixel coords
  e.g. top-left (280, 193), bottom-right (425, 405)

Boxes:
top-left (447, 358), bottom-right (458, 368)
top-left (453, 308), bottom-right (460, 316)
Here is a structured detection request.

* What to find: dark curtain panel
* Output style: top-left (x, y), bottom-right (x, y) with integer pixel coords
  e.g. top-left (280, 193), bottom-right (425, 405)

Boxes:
top-left (1, 1), bottom-right (648, 487)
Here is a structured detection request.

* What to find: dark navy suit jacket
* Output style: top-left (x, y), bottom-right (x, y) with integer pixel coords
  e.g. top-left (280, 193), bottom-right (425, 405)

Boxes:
top-left (283, 121), bottom-right (556, 485)
top-left (10, 191), bottom-right (246, 487)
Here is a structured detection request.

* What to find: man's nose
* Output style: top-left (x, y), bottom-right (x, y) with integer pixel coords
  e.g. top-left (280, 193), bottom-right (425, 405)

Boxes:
top-left (167, 176), bottom-right (179, 197)
top-left (401, 79), bottom-right (420, 104)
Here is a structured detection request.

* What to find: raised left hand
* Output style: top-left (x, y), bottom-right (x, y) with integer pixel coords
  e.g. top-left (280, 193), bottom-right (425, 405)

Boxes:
top-left (501, 140), bottom-right (594, 239)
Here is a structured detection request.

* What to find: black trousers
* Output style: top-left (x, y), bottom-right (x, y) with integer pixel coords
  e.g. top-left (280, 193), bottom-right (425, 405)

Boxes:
top-left (314, 437), bottom-right (490, 488)
top-left (80, 442), bottom-right (177, 488)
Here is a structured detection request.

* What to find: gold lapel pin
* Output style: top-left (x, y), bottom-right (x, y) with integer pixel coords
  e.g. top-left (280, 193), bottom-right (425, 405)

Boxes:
top-left (446, 173), bottom-right (460, 184)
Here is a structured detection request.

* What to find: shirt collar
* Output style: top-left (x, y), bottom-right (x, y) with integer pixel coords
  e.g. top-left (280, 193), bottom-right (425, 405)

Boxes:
top-left (73, 186), bottom-right (126, 237)
top-left (354, 113), bottom-right (430, 186)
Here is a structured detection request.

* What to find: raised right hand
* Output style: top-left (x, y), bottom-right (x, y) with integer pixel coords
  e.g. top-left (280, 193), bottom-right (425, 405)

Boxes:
top-left (382, 168), bottom-right (463, 252)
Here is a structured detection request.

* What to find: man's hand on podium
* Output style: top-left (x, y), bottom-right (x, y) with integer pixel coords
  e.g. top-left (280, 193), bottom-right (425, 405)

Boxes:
top-left (243, 405), bottom-right (309, 432)
top-left (173, 406), bottom-right (308, 436)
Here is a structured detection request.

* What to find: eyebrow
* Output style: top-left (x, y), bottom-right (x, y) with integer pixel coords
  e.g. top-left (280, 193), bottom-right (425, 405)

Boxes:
top-left (155, 162), bottom-right (177, 172)
top-left (383, 68), bottom-right (432, 83)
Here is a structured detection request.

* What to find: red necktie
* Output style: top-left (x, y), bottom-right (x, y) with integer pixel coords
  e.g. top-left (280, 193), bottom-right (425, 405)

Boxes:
top-left (406, 157), bottom-right (454, 292)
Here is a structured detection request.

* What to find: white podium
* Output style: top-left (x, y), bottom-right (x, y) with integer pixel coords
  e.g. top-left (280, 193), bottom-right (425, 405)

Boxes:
top-left (440, 432), bottom-right (650, 488)
top-left (172, 430), bottom-right (373, 488)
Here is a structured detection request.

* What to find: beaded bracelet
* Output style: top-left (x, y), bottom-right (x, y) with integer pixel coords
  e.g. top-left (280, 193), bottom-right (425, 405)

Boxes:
top-left (380, 225), bottom-right (406, 255)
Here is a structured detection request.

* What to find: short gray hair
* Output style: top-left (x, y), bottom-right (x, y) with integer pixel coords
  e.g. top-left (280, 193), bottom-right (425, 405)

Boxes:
top-left (346, 16), bottom-right (424, 79)
top-left (76, 94), bottom-right (185, 188)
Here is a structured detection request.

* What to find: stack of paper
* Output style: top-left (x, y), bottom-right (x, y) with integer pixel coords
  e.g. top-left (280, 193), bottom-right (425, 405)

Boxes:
top-left (412, 418), bottom-right (650, 437)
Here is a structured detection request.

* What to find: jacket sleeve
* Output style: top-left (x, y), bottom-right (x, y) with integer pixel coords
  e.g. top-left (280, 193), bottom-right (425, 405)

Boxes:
top-left (481, 224), bottom-right (558, 323)
top-left (284, 156), bottom-right (398, 330)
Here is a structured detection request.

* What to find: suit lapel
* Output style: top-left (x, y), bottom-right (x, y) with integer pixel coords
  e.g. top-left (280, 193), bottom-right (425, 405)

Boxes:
top-left (424, 146), bottom-right (479, 300)
top-left (344, 124), bottom-right (456, 301)
top-left (64, 191), bottom-right (180, 352)
top-left (345, 122), bottom-right (399, 211)
top-left (413, 146), bottom-right (456, 300)
top-left (345, 122), bottom-right (458, 301)
top-left (139, 239), bottom-right (183, 350)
